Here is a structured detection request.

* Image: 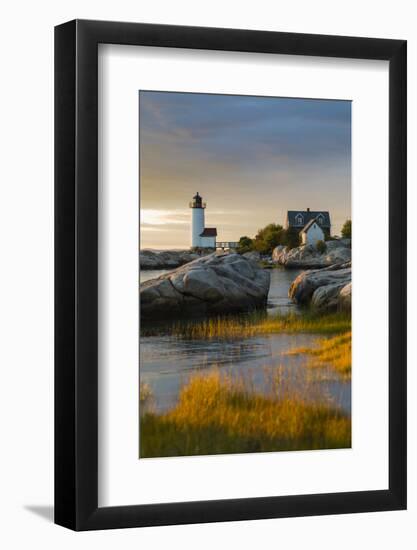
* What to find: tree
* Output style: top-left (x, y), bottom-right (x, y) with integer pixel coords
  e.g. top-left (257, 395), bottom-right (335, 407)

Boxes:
top-left (283, 227), bottom-right (301, 250)
top-left (237, 236), bottom-right (254, 254)
top-left (341, 219), bottom-right (352, 239)
top-left (253, 223), bottom-right (285, 255)
top-left (237, 223), bottom-right (304, 256)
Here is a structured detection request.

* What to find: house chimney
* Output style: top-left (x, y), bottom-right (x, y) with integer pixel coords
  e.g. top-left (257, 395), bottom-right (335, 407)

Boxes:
top-left (307, 207), bottom-right (310, 212)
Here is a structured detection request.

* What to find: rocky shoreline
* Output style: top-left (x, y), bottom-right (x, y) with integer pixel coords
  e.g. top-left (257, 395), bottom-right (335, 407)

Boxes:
top-left (272, 239), bottom-right (351, 269)
top-left (140, 241), bottom-right (352, 317)
top-left (272, 240), bottom-right (352, 312)
top-left (289, 262), bottom-right (351, 312)
top-left (140, 252), bottom-right (270, 321)
top-left (140, 249), bottom-right (201, 270)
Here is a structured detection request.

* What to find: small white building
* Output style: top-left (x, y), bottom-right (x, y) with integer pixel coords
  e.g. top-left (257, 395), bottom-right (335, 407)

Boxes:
top-left (199, 227), bottom-right (217, 248)
top-left (300, 217), bottom-right (325, 246)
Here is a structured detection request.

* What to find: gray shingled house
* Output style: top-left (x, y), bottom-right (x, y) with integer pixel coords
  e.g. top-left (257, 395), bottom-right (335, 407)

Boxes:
top-left (285, 208), bottom-right (331, 238)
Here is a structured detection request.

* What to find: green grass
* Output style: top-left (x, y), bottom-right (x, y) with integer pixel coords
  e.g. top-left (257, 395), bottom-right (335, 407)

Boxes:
top-left (158, 311), bottom-right (352, 340)
top-left (140, 371), bottom-right (351, 458)
top-left (287, 331), bottom-right (351, 378)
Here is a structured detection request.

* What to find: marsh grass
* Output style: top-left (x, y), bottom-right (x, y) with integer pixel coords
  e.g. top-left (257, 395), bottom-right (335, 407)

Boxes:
top-left (287, 332), bottom-right (351, 378)
top-left (140, 311), bottom-right (351, 339)
top-left (140, 370), bottom-right (351, 458)
top-left (140, 382), bottom-right (154, 414)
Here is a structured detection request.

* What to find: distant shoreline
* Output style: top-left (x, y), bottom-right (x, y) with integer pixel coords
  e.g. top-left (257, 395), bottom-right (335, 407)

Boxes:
top-left (140, 249), bottom-right (202, 271)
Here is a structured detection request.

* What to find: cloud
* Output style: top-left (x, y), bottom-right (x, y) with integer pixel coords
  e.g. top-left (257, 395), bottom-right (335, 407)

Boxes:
top-left (139, 91), bottom-right (351, 247)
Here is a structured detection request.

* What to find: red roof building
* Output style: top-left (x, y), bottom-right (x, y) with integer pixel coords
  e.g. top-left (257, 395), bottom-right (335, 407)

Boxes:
top-left (200, 228), bottom-right (217, 237)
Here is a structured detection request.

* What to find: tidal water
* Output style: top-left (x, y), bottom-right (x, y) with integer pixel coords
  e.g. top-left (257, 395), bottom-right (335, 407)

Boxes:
top-left (140, 268), bottom-right (303, 316)
top-left (139, 267), bottom-right (351, 415)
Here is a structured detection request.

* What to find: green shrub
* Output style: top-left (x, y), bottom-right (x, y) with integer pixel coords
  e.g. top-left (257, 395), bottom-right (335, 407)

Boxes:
top-left (237, 236), bottom-right (254, 254)
top-left (316, 240), bottom-right (327, 254)
top-left (341, 219), bottom-right (351, 239)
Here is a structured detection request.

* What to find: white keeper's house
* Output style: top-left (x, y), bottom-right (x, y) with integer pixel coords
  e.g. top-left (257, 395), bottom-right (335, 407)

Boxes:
top-left (285, 208), bottom-right (331, 246)
top-left (299, 218), bottom-right (325, 245)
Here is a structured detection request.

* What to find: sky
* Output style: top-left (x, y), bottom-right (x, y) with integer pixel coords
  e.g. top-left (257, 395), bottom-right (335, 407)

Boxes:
top-left (139, 91), bottom-right (351, 250)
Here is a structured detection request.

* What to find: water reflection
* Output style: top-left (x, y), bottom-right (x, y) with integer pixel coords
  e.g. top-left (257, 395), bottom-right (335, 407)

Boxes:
top-left (140, 333), bottom-right (351, 415)
top-left (139, 266), bottom-right (351, 417)
top-left (266, 267), bottom-right (303, 315)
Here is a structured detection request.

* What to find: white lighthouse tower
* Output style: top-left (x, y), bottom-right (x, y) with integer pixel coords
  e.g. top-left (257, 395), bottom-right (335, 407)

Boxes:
top-left (189, 192), bottom-right (217, 249)
top-left (190, 192), bottom-right (205, 248)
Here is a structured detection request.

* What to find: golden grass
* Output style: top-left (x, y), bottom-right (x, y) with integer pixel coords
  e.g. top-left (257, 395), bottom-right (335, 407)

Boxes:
top-left (287, 332), bottom-right (351, 378)
top-left (139, 382), bottom-right (154, 413)
top-left (157, 311), bottom-right (352, 340)
top-left (140, 371), bottom-right (351, 458)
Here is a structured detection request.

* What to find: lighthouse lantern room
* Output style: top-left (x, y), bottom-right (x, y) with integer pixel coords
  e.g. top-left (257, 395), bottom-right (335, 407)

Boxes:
top-left (189, 192), bottom-right (217, 249)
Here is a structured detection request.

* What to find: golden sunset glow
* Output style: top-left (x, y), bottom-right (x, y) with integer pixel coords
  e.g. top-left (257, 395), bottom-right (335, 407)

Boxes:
top-left (139, 92), bottom-right (351, 250)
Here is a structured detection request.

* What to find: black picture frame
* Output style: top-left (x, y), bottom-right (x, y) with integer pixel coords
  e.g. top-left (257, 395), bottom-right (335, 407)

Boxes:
top-left (55, 19), bottom-right (407, 531)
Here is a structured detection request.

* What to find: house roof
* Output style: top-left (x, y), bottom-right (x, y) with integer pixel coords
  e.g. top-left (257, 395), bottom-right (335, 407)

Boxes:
top-left (287, 210), bottom-right (331, 227)
top-left (299, 217), bottom-right (324, 234)
top-left (200, 227), bottom-right (217, 237)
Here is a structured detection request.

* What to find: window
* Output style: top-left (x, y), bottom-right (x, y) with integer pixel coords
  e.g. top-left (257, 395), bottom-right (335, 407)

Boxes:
top-left (296, 214), bottom-right (304, 225)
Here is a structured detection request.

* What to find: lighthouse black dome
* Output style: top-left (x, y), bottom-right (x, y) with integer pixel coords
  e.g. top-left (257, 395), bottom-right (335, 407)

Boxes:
top-left (190, 192), bottom-right (204, 209)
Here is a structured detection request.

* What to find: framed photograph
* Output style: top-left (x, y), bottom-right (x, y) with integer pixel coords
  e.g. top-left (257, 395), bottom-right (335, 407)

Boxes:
top-left (55, 19), bottom-right (406, 530)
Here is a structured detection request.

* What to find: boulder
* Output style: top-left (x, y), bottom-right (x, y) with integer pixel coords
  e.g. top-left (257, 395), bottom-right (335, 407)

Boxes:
top-left (325, 239), bottom-right (351, 250)
top-left (272, 241), bottom-right (351, 269)
top-left (140, 252), bottom-right (271, 320)
top-left (242, 251), bottom-right (261, 262)
top-left (289, 263), bottom-right (351, 311)
top-left (338, 282), bottom-right (352, 311)
top-left (140, 249), bottom-right (200, 270)
top-left (272, 245), bottom-right (286, 262)
top-left (311, 282), bottom-right (348, 311)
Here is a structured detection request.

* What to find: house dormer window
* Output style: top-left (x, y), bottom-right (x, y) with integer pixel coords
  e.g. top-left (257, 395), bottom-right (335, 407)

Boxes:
top-left (295, 214), bottom-right (304, 225)
top-left (317, 214), bottom-right (324, 225)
